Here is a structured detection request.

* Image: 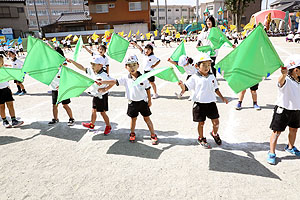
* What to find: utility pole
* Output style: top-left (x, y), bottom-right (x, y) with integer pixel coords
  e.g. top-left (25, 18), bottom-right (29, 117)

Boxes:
top-left (165, 0), bottom-right (167, 24)
top-left (196, 0), bottom-right (199, 23)
top-left (157, 0), bottom-right (159, 28)
top-left (33, 0), bottom-right (41, 37)
top-left (265, 0), bottom-right (269, 10)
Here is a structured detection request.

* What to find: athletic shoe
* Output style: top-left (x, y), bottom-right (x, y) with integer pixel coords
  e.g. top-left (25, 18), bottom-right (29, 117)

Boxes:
top-left (152, 93), bottom-right (159, 99)
top-left (67, 118), bottom-right (75, 126)
top-left (235, 102), bottom-right (242, 110)
top-left (197, 137), bottom-right (211, 149)
top-left (3, 120), bottom-right (12, 128)
top-left (18, 91), bottom-right (27, 96)
top-left (174, 92), bottom-right (182, 99)
top-left (13, 91), bottom-right (21, 95)
top-left (151, 134), bottom-right (158, 145)
top-left (82, 122), bottom-right (94, 130)
top-left (104, 125), bottom-right (112, 135)
top-left (267, 152), bottom-right (276, 165)
top-left (129, 132), bottom-right (136, 143)
top-left (210, 131), bottom-right (222, 145)
top-left (284, 145), bottom-right (300, 156)
top-left (48, 119), bottom-right (59, 125)
top-left (12, 120), bottom-right (24, 128)
top-left (253, 104), bottom-right (261, 110)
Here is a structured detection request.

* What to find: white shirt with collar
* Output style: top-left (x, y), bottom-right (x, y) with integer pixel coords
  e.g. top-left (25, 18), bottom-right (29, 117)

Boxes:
top-left (276, 75), bottom-right (300, 110)
top-left (12, 58), bottom-right (23, 69)
top-left (49, 69), bottom-right (62, 91)
top-left (117, 71), bottom-right (151, 102)
top-left (142, 53), bottom-right (160, 72)
top-left (185, 72), bottom-right (218, 103)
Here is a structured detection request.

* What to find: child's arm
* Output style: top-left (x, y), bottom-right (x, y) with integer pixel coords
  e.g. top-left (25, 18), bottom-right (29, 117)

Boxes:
top-left (82, 45), bottom-right (93, 55)
top-left (98, 83), bottom-right (115, 93)
top-left (99, 80), bottom-right (117, 85)
top-left (146, 88), bottom-right (152, 107)
top-left (106, 65), bottom-right (109, 75)
top-left (215, 89), bottom-right (228, 104)
top-left (167, 58), bottom-right (177, 66)
top-left (131, 42), bottom-right (143, 53)
top-left (278, 66), bottom-right (287, 87)
top-left (151, 60), bottom-right (160, 69)
top-left (67, 58), bottom-right (86, 71)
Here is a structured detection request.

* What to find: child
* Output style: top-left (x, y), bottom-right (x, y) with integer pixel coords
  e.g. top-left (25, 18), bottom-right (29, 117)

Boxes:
top-left (178, 52), bottom-right (228, 148)
top-left (131, 43), bottom-right (160, 98)
top-left (0, 55), bottom-right (23, 128)
top-left (88, 36), bottom-right (93, 50)
top-left (94, 36), bottom-right (99, 48)
top-left (132, 34), bottom-right (137, 45)
top-left (165, 33), bottom-right (171, 48)
top-left (161, 32), bottom-right (165, 47)
top-left (83, 44), bottom-right (110, 75)
top-left (150, 34), bottom-right (155, 47)
top-left (6, 49), bottom-right (27, 95)
top-left (66, 39), bottom-right (73, 52)
top-left (67, 57), bottom-right (113, 135)
top-left (267, 55), bottom-right (300, 165)
top-left (99, 55), bottom-right (158, 144)
top-left (48, 47), bottom-right (75, 126)
top-left (140, 33), bottom-right (145, 47)
top-left (19, 43), bottom-right (24, 56)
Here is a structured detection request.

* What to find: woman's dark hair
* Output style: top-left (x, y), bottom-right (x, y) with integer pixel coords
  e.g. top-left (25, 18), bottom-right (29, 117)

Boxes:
top-left (55, 47), bottom-right (64, 57)
top-left (204, 16), bottom-right (216, 31)
top-left (98, 45), bottom-right (107, 51)
top-left (145, 44), bottom-right (154, 56)
top-left (187, 57), bottom-right (193, 64)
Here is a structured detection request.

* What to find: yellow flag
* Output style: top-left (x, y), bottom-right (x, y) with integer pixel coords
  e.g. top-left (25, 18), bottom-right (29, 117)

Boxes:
top-left (121, 31), bottom-right (124, 37)
top-left (201, 24), bottom-right (205, 29)
top-left (154, 30), bottom-right (158, 37)
top-left (136, 30), bottom-right (140, 36)
top-left (51, 37), bottom-right (56, 42)
top-left (230, 25), bottom-right (236, 30)
top-left (176, 32), bottom-right (180, 38)
top-left (65, 34), bottom-right (72, 40)
top-left (220, 25), bottom-right (226, 30)
top-left (165, 28), bottom-right (170, 34)
top-left (243, 23), bottom-right (253, 30)
top-left (73, 35), bottom-right (79, 42)
top-left (146, 33), bottom-right (151, 40)
top-left (128, 30), bottom-right (132, 37)
top-left (92, 32), bottom-right (99, 41)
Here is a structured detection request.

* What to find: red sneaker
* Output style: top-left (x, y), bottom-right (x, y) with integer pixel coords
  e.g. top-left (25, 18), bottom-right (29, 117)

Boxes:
top-left (104, 125), bottom-right (112, 135)
top-left (129, 132), bottom-right (136, 143)
top-left (151, 134), bottom-right (158, 145)
top-left (82, 122), bottom-right (94, 130)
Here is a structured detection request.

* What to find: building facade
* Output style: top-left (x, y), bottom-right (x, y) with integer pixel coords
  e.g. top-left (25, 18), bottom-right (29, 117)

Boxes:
top-left (151, 5), bottom-right (196, 25)
top-left (25, 0), bottom-right (88, 31)
top-left (0, 0), bottom-right (28, 38)
top-left (270, 0), bottom-right (300, 12)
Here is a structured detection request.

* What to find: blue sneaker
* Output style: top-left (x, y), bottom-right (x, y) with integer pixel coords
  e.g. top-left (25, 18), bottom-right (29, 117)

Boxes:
top-left (13, 91), bottom-right (21, 95)
top-left (284, 145), bottom-right (300, 156)
top-left (267, 152), bottom-right (276, 165)
top-left (235, 102), bottom-right (242, 110)
top-left (253, 104), bottom-right (261, 110)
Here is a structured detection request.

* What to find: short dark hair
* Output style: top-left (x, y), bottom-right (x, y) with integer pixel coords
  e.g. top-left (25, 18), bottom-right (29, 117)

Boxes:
top-left (187, 57), bottom-right (193, 64)
top-left (204, 16), bottom-right (216, 31)
top-left (98, 45), bottom-right (107, 51)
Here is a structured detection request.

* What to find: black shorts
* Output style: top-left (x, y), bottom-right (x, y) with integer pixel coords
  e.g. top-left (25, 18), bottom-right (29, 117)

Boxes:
top-left (127, 100), bottom-right (151, 118)
top-left (166, 41), bottom-right (171, 44)
top-left (162, 39), bottom-right (165, 43)
top-left (95, 42), bottom-right (99, 45)
top-left (270, 106), bottom-right (300, 132)
top-left (144, 70), bottom-right (155, 82)
top-left (141, 40), bottom-right (144, 43)
top-left (52, 90), bottom-right (70, 105)
top-left (67, 45), bottom-right (71, 48)
top-left (250, 83), bottom-right (259, 91)
top-left (89, 43), bottom-right (93, 47)
top-left (0, 51), bottom-right (5, 55)
top-left (193, 102), bottom-right (219, 122)
top-left (0, 87), bottom-right (14, 104)
top-left (92, 93), bottom-right (108, 112)
top-left (63, 44), bottom-right (67, 47)
top-left (14, 80), bottom-right (23, 84)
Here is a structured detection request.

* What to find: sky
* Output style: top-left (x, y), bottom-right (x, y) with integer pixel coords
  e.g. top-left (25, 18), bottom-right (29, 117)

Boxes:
top-left (151, 0), bottom-right (278, 10)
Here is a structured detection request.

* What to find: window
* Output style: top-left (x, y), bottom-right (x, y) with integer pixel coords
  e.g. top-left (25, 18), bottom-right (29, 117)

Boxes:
top-left (72, 10), bottom-right (84, 13)
top-left (72, 0), bottom-right (82, 5)
top-left (50, 0), bottom-right (68, 5)
top-left (0, 7), bottom-right (10, 18)
top-left (96, 4), bottom-right (109, 13)
top-left (158, 8), bottom-right (165, 12)
top-left (17, 7), bottom-right (24, 13)
top-left (129, 2), bottom-right (142, 11)
top-left (207, 6), bottom-right (213, 10)
top-left (27, 0), bottom-right (46, 5)
top-left (168, 9), bottom-right (171, 12)
top-left (29, 20), bottom-right (37, 27)
top-left (109, 3), bottom-right (115, 8)
top-left (29, 10), bottom-right (48, 16)
top-left (175, 9), bottom-right (179, 11)
top-left (40, 20), bottom-right (49, 26)
top-left (159, 17), bottom-right (165, 20)
top-left (51, 10), bottom-right (68, 15)
top-left (182, 8), bottom-right (187, 11)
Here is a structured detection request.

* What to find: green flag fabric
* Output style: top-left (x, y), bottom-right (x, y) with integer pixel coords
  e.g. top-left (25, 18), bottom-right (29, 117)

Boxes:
top-left (0, 67), bottom-right (24, 83)
top-left (73, 36), bottom-right (83, 62)
top-left (133, 66), bottom-right (179, 86)
top-left (57, 66), bottom-right (94, 103)
top-left (215, 23), bottom-right (283, 93)
top-left (170, 42), bottom-right (186, 74)
top-left (107, 33), bottom-right (129, 63)
top-left (26, 35), bottom-right (37, 53)
top-left (22, 36), bottom-right (65, 85)
top-left (196, 45), bottom-right (216, 56)
top-left (208, 27), bottom-right (233, 49)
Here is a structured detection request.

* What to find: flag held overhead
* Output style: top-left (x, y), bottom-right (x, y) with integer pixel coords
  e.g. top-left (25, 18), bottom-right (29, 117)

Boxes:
top-left (107, 33), bottom-right (129, 63)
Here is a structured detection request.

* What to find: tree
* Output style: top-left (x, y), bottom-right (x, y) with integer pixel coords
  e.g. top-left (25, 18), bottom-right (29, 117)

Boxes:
top-left (225, 0), bottom-right (255, 31)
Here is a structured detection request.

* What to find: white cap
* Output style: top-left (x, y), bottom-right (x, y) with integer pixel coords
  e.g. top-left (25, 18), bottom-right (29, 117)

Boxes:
top-left (8, 48), bottom-right (16, 54)
top-left (125, 54), bottom-right (139, 65)
top-left (178, 55), bottom-right (188, 67)
top-left (196, 52), bottom-right (213, 63)
top-left (284, 55), bottom-right (300, 70)
top-left (90, 57), bottom-right (105, 65)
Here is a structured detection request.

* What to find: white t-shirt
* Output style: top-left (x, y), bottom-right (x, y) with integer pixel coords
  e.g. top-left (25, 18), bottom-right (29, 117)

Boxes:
top-left (161, 35), bottom-right (165, 40)
top-left (0, 82), bottom-right (9, 89)
top-left (19, 44), bottom-right (23, 49)
top-left (276, 75), bottom-right (300, 110)
top-left (12, 58), bottom-right (23, 69)
top-left (117, 72), bottom-right (151, 102)
top-left (62, 40), bottom-right (66, 44)
top-left (0, 46), bottom-right (4, 51)
top-left (94, 37), bottom-right (99, 43)
top-left (141, 35), bottom-right (145, 41)
top-left (287, 34), bottom-right (294, 40)
top-left (88, 38), bottom-right (92, 43)
top-left (151, 36), bottom-right (155, 42)
top-left (66, 40), bottom-right (71, 45)
top-left (197, 29), bottom-right (219, 57)
top-left (50, 70), bottom-right (61, 91)
top-left (142, 53), bottom-right (160, 72)
top-left (185, 72), bottom-right (218, 103)
top-left (132, 37), bottom-right (137, 42)
top-left (4, 45), bottom-right (8, 51)
top-left (184, 64), bottom-right (197, 76)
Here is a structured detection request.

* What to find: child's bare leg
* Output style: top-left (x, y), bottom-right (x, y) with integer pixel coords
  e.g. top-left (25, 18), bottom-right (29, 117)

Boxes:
top-left (62, 104), bottom-right (73, 119)
top-left (238, 90), bottom-right (246, 102)
top-left (143, 116), bottom-right (155, 136)
top-left (130, 117), bottom-right (137, 133)
top-left (250, 90), bottom-right (257, 102)
top-left (270, 131), bottom-right (281, 154)
top-left (0, 104), bottom-right (6, 118)
top-left (211, 118), bottom-right (219, 134)
top-left (288, 127), bottom-right (298, 149)
top-left (100, 111), bottom-right (110, 126)
top-left (150, 82), bottom-right (157, 94)
top-left (198, 122), bottom-right (205, 138)
top-left (6, 101), bottom-right (15, 117)
top-left (91, 108), bottom-right (97, 124)
top-left (52, 104), bottom-right (58, 120)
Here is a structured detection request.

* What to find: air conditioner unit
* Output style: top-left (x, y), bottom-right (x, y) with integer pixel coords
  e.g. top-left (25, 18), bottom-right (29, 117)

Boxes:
top-left (84, 11), bottom-right (90, 16)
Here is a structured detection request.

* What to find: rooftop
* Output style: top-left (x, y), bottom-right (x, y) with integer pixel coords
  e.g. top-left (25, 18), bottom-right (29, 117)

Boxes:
top-left (56, 12), bottom-right (92, 23)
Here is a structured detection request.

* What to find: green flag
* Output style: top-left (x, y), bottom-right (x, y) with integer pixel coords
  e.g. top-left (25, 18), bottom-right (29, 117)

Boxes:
top-left (0, 67), bottom-right (24, 83)
top-left (170, 42), bottom-right (186, 74)
top-left (215, 23), bottom-right (283, 93)
top-left (26, 35), bottom-right (37, 53)
top-left (22, 36), bottom-right (65, 85)
top-left (197, 45), bottom-right (216, 56)
top-left (57, 66), bottom-right (94, 103)
top-left (73, 36), bottom-right (83, 61)
top-left (107, 33), bottom-right (129, 63)
top-left (133, 66), bottom-right (179, 86)
top-left (208, 27), bottom-right (233, 49)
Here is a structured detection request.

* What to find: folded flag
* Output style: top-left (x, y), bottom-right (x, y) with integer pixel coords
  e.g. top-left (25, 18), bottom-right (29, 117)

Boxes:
top-left (0, 67), bottom-right (24, 83)
top-left (73, 36), bottom-right (83, 61)
top-left (170, 42), bottom-right (186, 74)
top-left (107, 33), bottom-right (129, 63)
